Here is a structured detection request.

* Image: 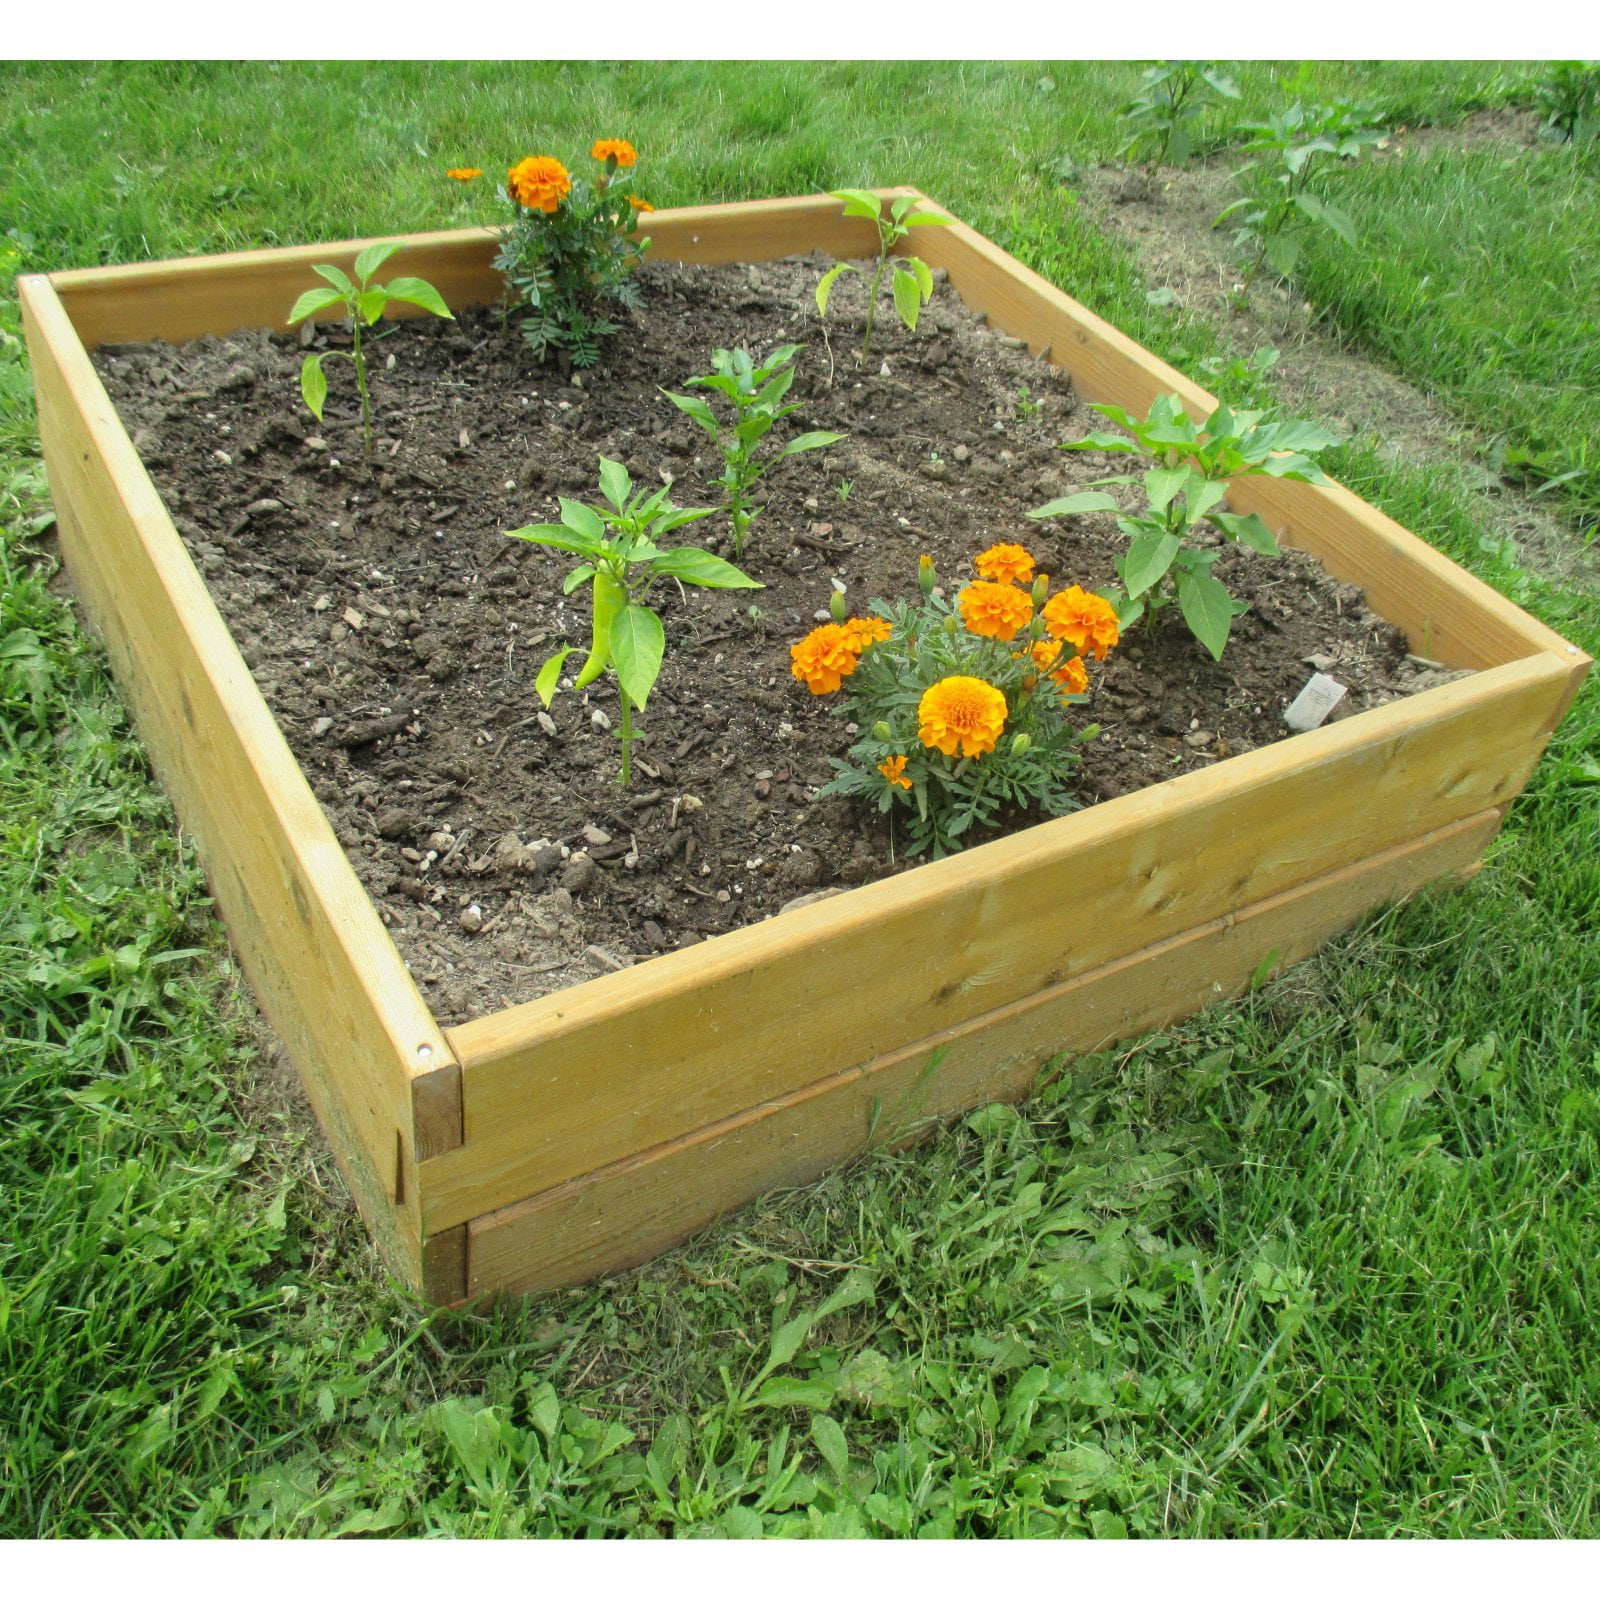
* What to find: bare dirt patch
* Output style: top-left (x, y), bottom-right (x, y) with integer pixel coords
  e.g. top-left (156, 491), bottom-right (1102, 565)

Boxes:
top-left (94, 254), bottom-right (1433, 1025)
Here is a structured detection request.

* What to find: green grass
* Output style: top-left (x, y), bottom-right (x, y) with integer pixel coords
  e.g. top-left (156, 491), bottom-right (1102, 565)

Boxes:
top-left (2, 61), bottom-right (1597, 1538)
top-left (1288, 134), bottom-right (1600, 533)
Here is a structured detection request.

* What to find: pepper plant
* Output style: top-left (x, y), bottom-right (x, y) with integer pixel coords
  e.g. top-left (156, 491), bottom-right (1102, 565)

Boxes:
top-left (506, 459), bottom-right (760, 785)
top-left (815, 191), bottom-right (951, 362)
top-left (1214, 101), bottom-right (1385, 290)
top-left (662, 344), bottom-right (844, 559)
top-left (1119, 60), bottom-right (1240, 168)
top-left (1030, 393), bottom-right (1338, 660)
top-left (288, 242), bottom-right (453, 460)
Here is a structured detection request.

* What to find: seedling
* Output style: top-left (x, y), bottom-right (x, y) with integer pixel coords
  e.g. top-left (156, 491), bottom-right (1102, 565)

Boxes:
top-left (506, 458), bottom-right (760, 785)
top-left (1214, 101), bottom-right (1385, 290)
top-left (288, 242), bottom-right (453, 460)
top-left (1031, 393), bottom-right (1338, 660)
top-left (815, 191), bottom-right (952, 362)
top-left (663, 344), bottom-right (843, 559)
top-left (1120, 61), bottom-right (1240, 168)
top-left (837, 478), bottom-right (854, 503)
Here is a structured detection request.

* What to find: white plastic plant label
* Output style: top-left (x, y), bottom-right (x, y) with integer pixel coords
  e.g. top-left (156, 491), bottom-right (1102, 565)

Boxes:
top-left (1284, 672), bottom-right (1348, 732)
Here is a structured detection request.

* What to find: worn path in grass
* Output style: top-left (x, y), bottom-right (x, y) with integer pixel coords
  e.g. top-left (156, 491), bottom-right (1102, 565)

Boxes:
top-left (1072, 107), bottom-right (1600, 590)
top-left (2, 61), bottom-right (1597, 1537)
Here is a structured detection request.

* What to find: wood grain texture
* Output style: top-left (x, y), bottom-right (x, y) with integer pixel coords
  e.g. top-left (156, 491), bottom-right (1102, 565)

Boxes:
top-left (46, 192), bottom-right (898, 349)
top-left (425, 655), bottom-right (1570, 1232)
top-left (20, 273), bottom-right (456, 1287)
top-left (461, 808), bottom-right (1502, 1300)
top-left (907, 201), bottom-right (1579, 672)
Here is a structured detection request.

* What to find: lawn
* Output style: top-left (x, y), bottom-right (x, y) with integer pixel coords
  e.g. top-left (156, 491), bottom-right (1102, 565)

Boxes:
top-left (1, 60), bottom-right (1596, 1538)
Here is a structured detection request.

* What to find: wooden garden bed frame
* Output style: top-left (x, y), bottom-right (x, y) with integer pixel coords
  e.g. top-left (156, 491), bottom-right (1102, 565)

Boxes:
top-left (20, 190), bottom-right (1589, 1304)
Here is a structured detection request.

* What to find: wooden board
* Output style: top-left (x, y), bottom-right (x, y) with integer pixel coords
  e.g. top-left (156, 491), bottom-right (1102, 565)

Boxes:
top-left (19, 273), bottom-right (458, 1286)
top-left (908, 206), bottom-right (1581, 673)
top-left (46, 194), bottom-right (890, 349)
top-left (463, 808), bottom-right (1502, 1299)
top-left (423, 653), bottom-right (1572, 1233)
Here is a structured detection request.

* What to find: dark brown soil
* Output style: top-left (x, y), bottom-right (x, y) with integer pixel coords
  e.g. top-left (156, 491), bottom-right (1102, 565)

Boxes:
top-left (92, 253), bottom-right (1438, 1025)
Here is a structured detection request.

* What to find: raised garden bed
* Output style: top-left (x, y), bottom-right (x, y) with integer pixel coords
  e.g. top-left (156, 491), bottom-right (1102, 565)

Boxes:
top-left (20, 191), bottom-right (1589, 1304)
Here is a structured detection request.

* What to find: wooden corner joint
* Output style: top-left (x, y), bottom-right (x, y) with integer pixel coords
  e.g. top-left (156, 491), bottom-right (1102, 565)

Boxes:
top-left (411, 1059), bottom-right (465, 1164)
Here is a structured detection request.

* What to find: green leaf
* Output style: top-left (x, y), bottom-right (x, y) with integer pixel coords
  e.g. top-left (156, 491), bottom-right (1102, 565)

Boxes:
top-left (907, 255), bottom-right (934, 302)
top-left (597, 457), bottom-right (632, 512)
top-left (1144, 465), bottom-right (1188, 513)
top-left (830, 188), bottom-right (883, 221)
top-left (811, 1415), bottom-right (852, 1482)
top-left (610, 605), bottom-right (665, 710)
top-left (902, 209), bottom-right (953, 227)
top-left (558, 498), bottom-right (607, 541)
top-left (562, 563), bottom-right (597, 595)
top-left (287, 286), bottom-right (346, 326)
top-left (355, 287), bottom-right (388, 326)
top-left (1122, 527), bottom-right (1182, 597)
top-left (299, 354), bottom-right (328, 421)
top-left (661, 389), bottom-right (722, 437)
top-left (1178, 570), bottom-right (1235, 659)
top-left (752, 1377), bottom-right (837, 1410)
top-left (1186, 476), bottom-right (1229, 522)
top-left (646, 548), bottom-right (762, 589)
top-left (1209, 510), bottom-right (1280, 556)
top-left (535, 647), bottom-right (574, 706)
top-left (891, 267), bottom-right (923, 331)
top-left (1263, 233), bottom-right (1301, 277)
top-left (353, 240), bottom-right (402, 284)
top-left (503, 522), bottom-right (599, 557)
top-left (384, 276), bottom-right (453, 319)
top-left (312, 263), bottom-right (354, 294)
top-left (778, 430), bottom-right (844, 460)
top-left (1029, 491), bottom-right (1121, 519)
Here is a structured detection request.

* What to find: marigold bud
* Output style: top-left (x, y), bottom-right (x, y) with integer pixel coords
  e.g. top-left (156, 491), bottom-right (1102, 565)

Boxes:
top-left (942, 613), bottom-right (959, 637)
top-left (1011, 733), bottom-right (1032, 758)
top-left (1031, 573), bottom-right (1049, 610)
top-left (829, 589), bottom-right (848, 623)
top-left (919, 554), bottom-right (937, 597)
top-left (872, 721), bottom-right (893, 743)
top-left (1020, 672), bottom-right (1039, 693)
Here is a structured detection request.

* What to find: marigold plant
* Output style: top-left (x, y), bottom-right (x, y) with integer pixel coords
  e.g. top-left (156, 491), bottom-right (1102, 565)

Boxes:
top-left (449, 138), bottom-right (651, 367)
top-left (800, 548), bottom-right (1112, 857)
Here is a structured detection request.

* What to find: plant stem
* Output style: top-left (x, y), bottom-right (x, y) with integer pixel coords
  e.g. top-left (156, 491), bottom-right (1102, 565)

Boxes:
top-left (862, 251), bottom-right (888, 361)
top-left (618, 691), bottom-right (635, 787)
top-left (351, 319), bottom-right (373, 460)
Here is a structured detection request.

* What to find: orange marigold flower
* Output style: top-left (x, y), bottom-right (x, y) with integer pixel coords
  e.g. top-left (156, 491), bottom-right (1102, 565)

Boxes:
top-left (974, 542), bottom-right (1035, 586)
top-left (918, 676), bottom-right (1008, 760)
top-left (1042, 585), bottom-right (1120, 660)
top-left (958, 581), bottom-right (1034, 642)
top-left (878, 754), bottom-right (912, 790)
top-left (1053, 655), bottom-right (1090, 697)
top-left (843, 616), bottom-right (892, 652)
top-left (446, 166), bottom-right (483, 182)
top-left (507, 155), bottom-right (572, 213)
top-left (790, 624), bottom-right (860, 695)
top-left (592, 139), bottom-right (638, 168)
top-left (625, 194), bottom-right (655, 212)
top-left (1026, 638), bottom-right (1063, 672)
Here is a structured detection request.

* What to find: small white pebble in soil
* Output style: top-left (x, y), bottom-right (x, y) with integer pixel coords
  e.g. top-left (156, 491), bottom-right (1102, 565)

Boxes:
top-left (813, 608), bottom-right (830, 622)
top-left (591, 709), bottom-right (612, 731)
top-left (386, 353), bottom-right (396, 369)
top-left (831, 577), bottom-right (847, 594)
top-left (504, 480), bottom-right (516, 491)
top-left (896, 516), bottom-right (911, 529)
